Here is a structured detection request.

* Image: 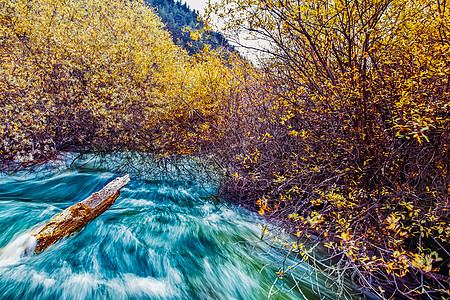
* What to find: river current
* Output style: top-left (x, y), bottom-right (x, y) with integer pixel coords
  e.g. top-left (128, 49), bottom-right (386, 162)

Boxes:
top-left (0, 154), bottom-right (364, 299)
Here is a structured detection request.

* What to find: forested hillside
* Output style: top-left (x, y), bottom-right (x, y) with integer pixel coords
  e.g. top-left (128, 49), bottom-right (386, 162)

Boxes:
top-left (145, 0), bottom-right (234, 54)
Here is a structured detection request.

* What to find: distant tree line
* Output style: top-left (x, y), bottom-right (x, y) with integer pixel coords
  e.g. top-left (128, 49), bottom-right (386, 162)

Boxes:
top-left (145, 0), bottom-right (235, 54)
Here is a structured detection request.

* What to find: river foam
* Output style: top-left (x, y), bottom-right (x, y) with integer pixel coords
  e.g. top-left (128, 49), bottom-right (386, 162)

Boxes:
top-left (0, 234), bottom-right (37, 267)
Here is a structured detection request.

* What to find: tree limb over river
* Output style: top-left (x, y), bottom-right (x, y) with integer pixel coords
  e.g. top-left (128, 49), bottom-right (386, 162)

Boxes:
top-left (33, 175), bottom-right (130, 253)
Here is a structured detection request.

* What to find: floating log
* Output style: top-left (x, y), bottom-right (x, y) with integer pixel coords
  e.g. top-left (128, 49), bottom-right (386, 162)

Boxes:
top-left (33, 175), bottom-right (130, 253)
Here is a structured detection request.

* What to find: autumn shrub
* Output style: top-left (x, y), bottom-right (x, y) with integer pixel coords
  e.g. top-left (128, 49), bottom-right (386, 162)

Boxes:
top-left (205, 0), bottom-right (450, 298)
top-left (0, 0), bottom-right (235, 169)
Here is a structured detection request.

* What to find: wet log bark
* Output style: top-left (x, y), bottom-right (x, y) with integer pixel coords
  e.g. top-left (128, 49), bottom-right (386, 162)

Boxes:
top-left (33, 175), bottom-right (130, 253)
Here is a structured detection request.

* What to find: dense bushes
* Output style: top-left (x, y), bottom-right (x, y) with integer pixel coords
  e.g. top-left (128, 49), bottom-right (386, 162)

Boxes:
top-left (0, 0), bottom-right (235, 168)
top-left (205, 0), bottom-right (450, 298)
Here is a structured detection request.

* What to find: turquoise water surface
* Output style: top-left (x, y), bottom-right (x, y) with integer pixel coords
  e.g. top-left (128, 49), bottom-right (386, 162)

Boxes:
top-left (0, 154), bottom-right (362, 299)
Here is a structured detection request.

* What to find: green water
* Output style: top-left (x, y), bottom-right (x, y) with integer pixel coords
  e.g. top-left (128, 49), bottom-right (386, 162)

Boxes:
top-left (0, 154), bottom-right (364, 299)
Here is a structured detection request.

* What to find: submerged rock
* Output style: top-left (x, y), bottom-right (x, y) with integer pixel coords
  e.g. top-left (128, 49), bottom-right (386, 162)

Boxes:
top-left (33, 175), bottom-right (130, 253)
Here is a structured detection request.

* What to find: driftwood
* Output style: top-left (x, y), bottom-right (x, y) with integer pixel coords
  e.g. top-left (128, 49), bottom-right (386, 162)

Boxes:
top-left (33, 175), bottom-right (130, 253)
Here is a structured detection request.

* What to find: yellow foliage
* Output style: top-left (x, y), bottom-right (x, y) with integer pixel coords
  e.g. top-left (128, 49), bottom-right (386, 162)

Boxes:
top-left (0, 0), bottom-right (242, 163)
top-left (410, 251), bottom-right (443, 273)
top-left (205, 0), bottom-right (450, 297)
top-left (305, 211), bottom-right (324, 228)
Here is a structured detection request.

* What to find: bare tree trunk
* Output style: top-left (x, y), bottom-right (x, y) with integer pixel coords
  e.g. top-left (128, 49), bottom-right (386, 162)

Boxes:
top-left (33, 175), bottom-right (130, 253)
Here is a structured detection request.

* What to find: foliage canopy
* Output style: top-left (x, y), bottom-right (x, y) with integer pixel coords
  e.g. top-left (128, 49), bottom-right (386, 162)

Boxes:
top-left (0, 0), bottom-right (236, 166)
top-left (205, 0), bottom-right (450, 298)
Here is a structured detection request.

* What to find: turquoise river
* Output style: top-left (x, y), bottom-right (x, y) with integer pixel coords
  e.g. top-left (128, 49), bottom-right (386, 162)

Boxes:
top-left (0, 154), bottom-right (372, 299)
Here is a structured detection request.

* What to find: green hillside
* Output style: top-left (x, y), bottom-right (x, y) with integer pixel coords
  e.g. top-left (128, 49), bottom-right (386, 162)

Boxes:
top-left (145, 0), bottom-right (234, 54)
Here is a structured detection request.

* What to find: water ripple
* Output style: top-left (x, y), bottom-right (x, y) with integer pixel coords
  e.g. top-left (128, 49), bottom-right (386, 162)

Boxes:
top-left (0, 155), bottom-right (359, 299)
